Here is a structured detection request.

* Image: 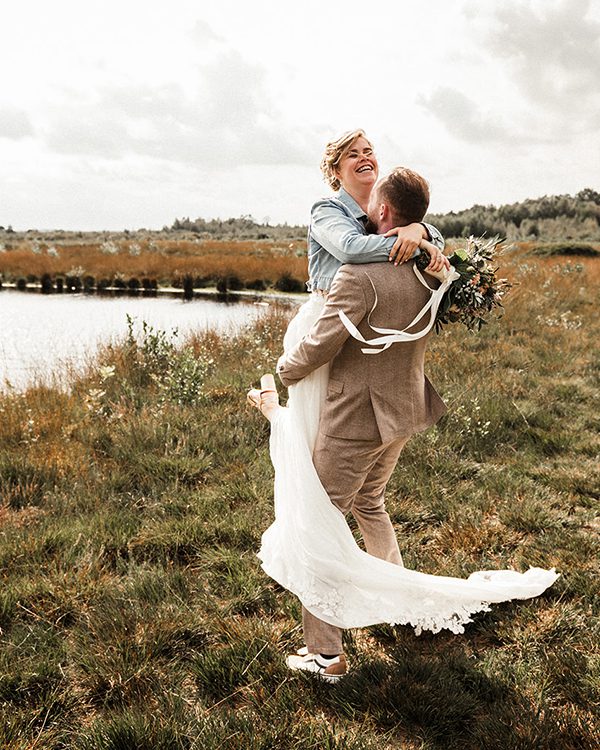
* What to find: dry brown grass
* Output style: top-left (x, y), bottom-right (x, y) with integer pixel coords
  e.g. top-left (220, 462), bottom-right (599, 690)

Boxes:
top-left (0, 238), bottom-right (308, 286)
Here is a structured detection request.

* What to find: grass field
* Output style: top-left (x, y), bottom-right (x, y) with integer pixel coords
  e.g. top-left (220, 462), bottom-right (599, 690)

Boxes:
top-left (0, 250), bottom-right (598, 749)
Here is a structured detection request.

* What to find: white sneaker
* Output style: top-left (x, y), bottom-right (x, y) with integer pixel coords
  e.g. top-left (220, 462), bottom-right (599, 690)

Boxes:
top-left (286, 652), bottom-right (347, 683)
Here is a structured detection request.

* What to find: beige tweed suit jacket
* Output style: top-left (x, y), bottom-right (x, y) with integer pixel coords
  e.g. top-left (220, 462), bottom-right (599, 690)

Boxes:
top-left (277, 261), bottom-right (447, 443)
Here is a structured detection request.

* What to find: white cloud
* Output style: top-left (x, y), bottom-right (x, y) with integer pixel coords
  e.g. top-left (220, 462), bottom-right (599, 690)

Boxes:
top-left (40, 46), bottom-right (319, 168)
top-left (0, 107), bottom-right (34, 140)
top-left (418, 88), bottom-right (512, 143)
top-left (463, 0), bottom-right (600, 136)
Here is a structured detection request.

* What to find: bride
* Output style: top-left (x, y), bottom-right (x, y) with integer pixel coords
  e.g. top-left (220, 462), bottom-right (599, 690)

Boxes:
top-left (248, 130), bottom-right (558, 680)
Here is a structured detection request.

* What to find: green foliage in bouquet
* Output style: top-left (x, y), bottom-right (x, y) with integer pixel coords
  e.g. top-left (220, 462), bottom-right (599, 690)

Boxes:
top-left (417, 236), bottom-right (512, 333)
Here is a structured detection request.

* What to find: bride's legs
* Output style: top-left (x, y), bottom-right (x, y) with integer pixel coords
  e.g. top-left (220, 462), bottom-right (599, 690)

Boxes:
top-left (246, 374), bottom-right (280, 421)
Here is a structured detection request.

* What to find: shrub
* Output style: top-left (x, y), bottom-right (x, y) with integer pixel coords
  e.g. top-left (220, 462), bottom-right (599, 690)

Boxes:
top-left (41, 274), bottom-right (53, 293)
top-left (120, 316), bottom-right (214, 406)
top-left (216, 275), bottom-right (243, 293)
top-left (182, 276), bottom-right (194, 299)
top-left (274, 273), bottom-right (305, 293)
top-left (532, 243), bottom-right (599, 257)
top-left (193, 276), bottom-right (211, 289)
top-left (66, 276), bottom-right (82, 292)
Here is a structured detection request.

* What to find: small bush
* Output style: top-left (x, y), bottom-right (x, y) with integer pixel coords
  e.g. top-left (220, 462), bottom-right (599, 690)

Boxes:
top-left (274, 273), bottom-right (305, 293)
top-left (66, 276), bottom-right (82, 292)
top-left (532, 242), bottom-right (599, 257)
top-left (182, 275), bottom-right (194, 298)
top-left (193, 275), bottom-right (211, 288)
top-left (217, 274), bottom-right (243, 292)
top-left (41, 274), bottom-right (53, 293)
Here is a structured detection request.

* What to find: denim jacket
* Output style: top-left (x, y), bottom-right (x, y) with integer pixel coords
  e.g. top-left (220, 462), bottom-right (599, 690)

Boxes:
top-left (307, 187), bottom-right (445, 292)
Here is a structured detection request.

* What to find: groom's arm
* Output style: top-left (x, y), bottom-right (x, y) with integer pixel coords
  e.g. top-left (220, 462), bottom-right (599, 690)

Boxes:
top-left (277, 267), bottom-right (368, 387)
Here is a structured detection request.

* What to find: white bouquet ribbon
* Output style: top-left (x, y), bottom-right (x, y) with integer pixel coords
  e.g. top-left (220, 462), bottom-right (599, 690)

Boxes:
top-left (338, 264), bottom-right (460, 354)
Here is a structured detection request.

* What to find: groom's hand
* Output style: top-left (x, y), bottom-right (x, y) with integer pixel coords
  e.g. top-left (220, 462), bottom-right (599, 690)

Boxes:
top-left (385, 223), bottom-right (427, 265)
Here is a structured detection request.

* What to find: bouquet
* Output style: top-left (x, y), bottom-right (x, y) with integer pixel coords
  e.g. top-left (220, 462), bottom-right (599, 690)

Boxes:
top-left (416, 236), bottom-right (512, 333)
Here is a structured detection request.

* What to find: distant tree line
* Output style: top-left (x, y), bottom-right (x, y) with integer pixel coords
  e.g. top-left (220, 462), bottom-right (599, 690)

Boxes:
top-left (425, 188), bottom-right (600, 241)
top-left (166, 215), bottom-right (307, 241)
top-left (167, 189), bottom-right (600, 242)
top-left (5, 190), bottom-right (596, 243)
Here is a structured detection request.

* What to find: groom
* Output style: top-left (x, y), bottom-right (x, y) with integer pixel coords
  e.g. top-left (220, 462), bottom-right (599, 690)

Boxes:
top-left (276, 167), bottom-right (447, 681)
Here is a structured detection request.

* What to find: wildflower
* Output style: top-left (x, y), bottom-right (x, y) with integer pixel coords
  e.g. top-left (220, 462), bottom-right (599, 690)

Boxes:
top-left (99, 365), bottom-right (116, 381)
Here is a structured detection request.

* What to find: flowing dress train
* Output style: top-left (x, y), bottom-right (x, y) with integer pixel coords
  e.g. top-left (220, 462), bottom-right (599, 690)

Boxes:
top-left (257, 295), bottom-right (558, 634)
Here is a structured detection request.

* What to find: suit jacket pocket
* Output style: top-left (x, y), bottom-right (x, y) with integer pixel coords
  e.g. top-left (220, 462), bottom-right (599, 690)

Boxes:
top-left (370, 387), bottom-right (415, 443)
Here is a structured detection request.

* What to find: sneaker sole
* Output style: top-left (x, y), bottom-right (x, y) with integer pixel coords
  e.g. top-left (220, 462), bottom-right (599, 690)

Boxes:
top-left (287, 658), bottom-right (345, 683)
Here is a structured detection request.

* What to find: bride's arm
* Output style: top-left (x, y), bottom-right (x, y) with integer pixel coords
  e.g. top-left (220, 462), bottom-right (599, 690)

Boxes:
top-left (310, 199), bottom-right (396, 264)
top-left (384, 225), bottom-right (447, 266)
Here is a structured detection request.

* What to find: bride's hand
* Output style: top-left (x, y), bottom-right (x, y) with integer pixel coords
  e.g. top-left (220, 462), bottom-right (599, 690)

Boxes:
top-left (421, 241), bottom-right (450, 273)
top-left (384, 223), bottom-right (425, 265)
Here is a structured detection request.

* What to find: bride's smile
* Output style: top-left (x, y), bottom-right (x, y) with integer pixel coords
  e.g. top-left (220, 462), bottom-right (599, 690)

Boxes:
top-left (334, 135), bottom-right (379, 196)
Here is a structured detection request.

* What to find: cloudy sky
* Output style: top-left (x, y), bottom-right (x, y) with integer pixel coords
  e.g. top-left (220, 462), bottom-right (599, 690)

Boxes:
top-left (1, 0), bottom-right (598, 230)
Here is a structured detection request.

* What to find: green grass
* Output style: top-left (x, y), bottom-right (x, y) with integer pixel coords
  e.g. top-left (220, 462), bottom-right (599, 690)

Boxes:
top-left (0, 255), bottom-right (598, 749)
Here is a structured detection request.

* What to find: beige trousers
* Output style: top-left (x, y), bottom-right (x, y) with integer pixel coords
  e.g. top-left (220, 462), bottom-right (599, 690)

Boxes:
top-left (302, 432), bottom-right (409, 655)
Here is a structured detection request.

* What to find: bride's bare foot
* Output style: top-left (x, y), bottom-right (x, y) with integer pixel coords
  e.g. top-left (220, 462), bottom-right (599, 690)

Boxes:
top-left (246, 374), bottom-right (280, 421)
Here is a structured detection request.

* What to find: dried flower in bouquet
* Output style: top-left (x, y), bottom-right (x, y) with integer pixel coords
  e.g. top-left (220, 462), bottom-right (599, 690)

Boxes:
top-left (417, 236), bottom-right (512, 333)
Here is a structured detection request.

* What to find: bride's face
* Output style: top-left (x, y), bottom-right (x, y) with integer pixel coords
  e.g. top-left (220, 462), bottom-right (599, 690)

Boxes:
top-left (335, 136), bottom-right (378, 194)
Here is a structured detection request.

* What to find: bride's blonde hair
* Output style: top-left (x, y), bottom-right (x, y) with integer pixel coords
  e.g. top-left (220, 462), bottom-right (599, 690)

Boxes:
top-left (320, 129), bottom-right (372, 191)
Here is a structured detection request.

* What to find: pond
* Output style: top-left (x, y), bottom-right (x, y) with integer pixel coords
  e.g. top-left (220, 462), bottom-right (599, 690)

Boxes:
top-left (0, 289), bottom-right (289, 390)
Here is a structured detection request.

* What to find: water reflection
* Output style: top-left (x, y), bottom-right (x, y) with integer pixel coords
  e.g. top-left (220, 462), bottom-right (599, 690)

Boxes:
top-left (0, 288), bottom-right (285, 390)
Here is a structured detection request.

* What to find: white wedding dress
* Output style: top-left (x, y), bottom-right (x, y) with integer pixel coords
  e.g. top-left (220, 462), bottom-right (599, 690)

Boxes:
top-left (257, 295), bottom-right (558, 634)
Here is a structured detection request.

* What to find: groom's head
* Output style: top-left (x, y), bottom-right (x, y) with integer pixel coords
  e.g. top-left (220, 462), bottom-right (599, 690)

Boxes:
top-left (367, 167), bottom-right (430, 234)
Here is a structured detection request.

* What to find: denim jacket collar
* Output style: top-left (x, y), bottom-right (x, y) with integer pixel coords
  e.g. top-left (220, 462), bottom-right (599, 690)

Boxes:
top-left (336, 188), bottom-right (368, 221)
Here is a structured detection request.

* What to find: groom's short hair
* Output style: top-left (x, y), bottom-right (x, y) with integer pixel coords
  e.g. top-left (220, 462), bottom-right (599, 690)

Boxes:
top-left (377, 167), bottom-right (430, 226)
